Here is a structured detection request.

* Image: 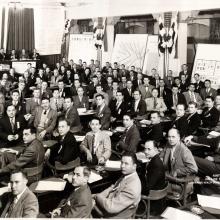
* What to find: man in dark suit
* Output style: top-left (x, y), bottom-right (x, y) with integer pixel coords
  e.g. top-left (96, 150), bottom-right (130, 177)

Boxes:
top-left (0, 127), bottom-right (45, 183)
top-left (46, 118), bottom-right (80, 165)
top-left (170, 104), bottom-right (188, 138)
top-left (0, 105), bottom-right (26, 147)
top-left (186, 101), bottom-right (201, 135)
top-left (130, 90), bottom-right (146, 116)
top-left (122, 80), bottom-right (134, 110)
top-left (58, 80), bottom-right (72, 98)
top-left (117, 113), bottom-right (140, 153)
top-left (49, 166), bottom-right (92, 218)
top-left (193, 73), bottom-right (205, 93)
top-left (110, 91), bottom-right (127, 127)
top-left (201, 96), bottom-right (220, 128)
top-left (179, 64), bottom-right (191, 84)
top-left (95, 94), bottom-right (111, 130)
top-left (142, 140), bottom-right (165, 195)
top-left (63, 97), bottom-right (82, 133)
top-left (73, 87), bottom-right (89, 110)
top-left (200, 79), bottom-right (217, 101)
top-left (0, 170), bottom-right (39, 217)
top-left (87, 75), bottom-right (99, 99)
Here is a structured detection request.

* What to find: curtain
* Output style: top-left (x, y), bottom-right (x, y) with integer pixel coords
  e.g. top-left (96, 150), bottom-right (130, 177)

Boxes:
top-left (7, 7), bottom-right (34, 52)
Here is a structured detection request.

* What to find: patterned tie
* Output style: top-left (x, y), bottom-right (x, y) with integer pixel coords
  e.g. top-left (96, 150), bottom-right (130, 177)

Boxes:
top-left (10, 118), bottom-right (15, 133)
top-left (153, 98), bottom-right (157, 109)
top-left (6, 196), bottom-right (17, 217)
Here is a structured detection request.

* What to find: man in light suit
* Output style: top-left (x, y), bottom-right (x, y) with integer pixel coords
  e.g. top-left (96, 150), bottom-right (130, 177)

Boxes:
top-left (183, 83), bottom-right (203, 107)
top-left (49, 166), bottom-right (92, 218)
top-left (163, 128), bottom-right (198, 177)
top-left (93, 152), bottom-right (141, 218)
top-left (145, 88), bottom-right (167, 116)
top-left (95, 94), bottom-right (111, 130)
top-left (80, 117), bottom-right (111, 165)
top-left (200, 79), bottom-right (217, 101)
top-left (138, 76), bottom-right (154, 100)
top-left (0, 105), bottom-right (26, 147)
top-left (73, 87), bottom-right (89, 110)
top-left (30, 97), bottom-right (57, 140)
top-left (0, 170), bottom-right (39, 217)
top-left (117, 113), bottom-right (140, 153)
top-left (0, 127), bottom-right (45, 184)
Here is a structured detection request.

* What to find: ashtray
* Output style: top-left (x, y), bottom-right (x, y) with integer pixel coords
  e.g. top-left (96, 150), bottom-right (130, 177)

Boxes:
top-left (190, 205), bottom-right (204, 215)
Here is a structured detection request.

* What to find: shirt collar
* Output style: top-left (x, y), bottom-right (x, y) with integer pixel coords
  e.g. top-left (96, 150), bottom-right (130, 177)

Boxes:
top-left (15, 187), bottom-right (27, 202)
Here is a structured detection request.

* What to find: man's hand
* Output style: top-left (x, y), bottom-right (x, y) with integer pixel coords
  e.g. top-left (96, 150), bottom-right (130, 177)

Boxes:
top-left (98, 157), bottom-right (105, 165)
top-left (39, 130), bottom-right (47, 139)
top-left (7, 135), bottom-right (15, 141)
top-left (14, 134), bottom-right (19, 140)
top-left (50, 208), bottom-right (61, 217)
top-left (53, 130), bottom-right (59, 137)
top-left (206, 156), bottom-right (214, 162)
top-left (86, 151), bottom-right (93, 162)
top-left (24, 114), bottom-right (31, 121)
top-left (45, 149), bottom-right (51, 160)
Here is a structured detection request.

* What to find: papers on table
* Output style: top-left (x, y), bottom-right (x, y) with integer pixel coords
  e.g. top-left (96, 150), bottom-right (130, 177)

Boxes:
top-left (136, 152), bottom-right (150, 163)
top-left (198, 194), bottom-right (220, 210)
top-left (0, 148), bottom-right (19, 155)
top-left (35, 179), bottom-right (66, 191)
top-left (74, 135), bottom-right (85, 142)
top-left (161, 207), bottom-right (201, 220)
top-left (88, 170), bottom-right (103, 183)
top-left (115, 126), bottom-right (126, 132)
top-left (140, 119), bottom-right (151, 125)
top-left (0, 186), bottom-right (10, 196)
top-left (77, 108), bottom-right (87, 114)
top-left (105, 160), bottom-right (121, 171)
top-left (208, 131), bottom-right (220, 138)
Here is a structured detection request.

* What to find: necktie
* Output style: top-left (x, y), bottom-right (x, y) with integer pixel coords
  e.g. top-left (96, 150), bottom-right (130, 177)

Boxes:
top-left (6, 196), bottom-right (17, 217)
top-left (91, 134), bottom-right (95, 155)
top-left (116, 102), bottom-right (120, 110)
top-left (44, 110), bottom-right (47, 115)
top-left (10, 118), bottom-right (15, 133)
top-left (55, 99), bottom-right (59, 111)
top-left (122, 128), bottom-right (128, 142)
top-left (174, 95), bottom-right (178, 106)
top-left (153, 98), bottom-right (157, 109)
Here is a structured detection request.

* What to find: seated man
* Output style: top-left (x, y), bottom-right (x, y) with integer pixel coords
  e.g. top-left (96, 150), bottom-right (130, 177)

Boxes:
top-left (163, 128), bottom-right (198, 177)
top-left (170, 104), bottom-right (188, 138)
top-left (130, 90), bottom-right (146, 116)
top-left (93, 152), bottom-right (141, 218)
top-left (0, 127), bottom-right (45, 184)
top-left (50, 88), bottom-right (65, 116)
top-left (141, 140), bottom-right (165, 195)
top-left (73, 87), bottom-right (89, 110)
top-left (80, 117), bottom-right (111, 165)
top-left (49, 166), bottom-right (92, 218)
top-left (46, 118), bottom-right (80, 165)
top-left (142, 111), bottom-right (164, 144)
top-left (0, 105), bottom-right (26, 147)
top-left (117, 113), bottom-right (140, 153)
top-left (201, 96), bottom-right (219, 129)
top-left (94, 94), bottom-right (111, 130)
top-left (30, 97), bottom-right (57, 140)
top-left (0, 170), bottom-right (39, 217)
top-left (62, 96), bottom-right (82, 133)
top-left (186, 101), bottom-right (201, 135)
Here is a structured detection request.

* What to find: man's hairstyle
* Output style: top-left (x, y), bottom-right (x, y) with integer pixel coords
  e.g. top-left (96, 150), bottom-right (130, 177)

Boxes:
top-left (123, 112), bottom-right (135, 120)
top-left (95, 84), bottom-right (102, 88)
top-left (143, 76), bottom-right (150, 80)
top-left (172, 84), bottom-right (179, 89)
top-left (90, 117), bottom-right (101, 124)
top-left (204, 79), bottom-right (211, 84)
top-left (188, 83), bottom-right (195, 87)
top-left (133, 90), bottom-right (141, 95)
top-left (206, 95), bottom-right (214, 102)
top-left (95, 93), bottom-right (104, 100)
top-left (176, 103), bottom-right (186, 110)
top-left (188, 101), bottom-right (198, 108)
top-left (58, 79), bottom-right (64, 83)
top-left (194, 73), bottom-right (200, 77)
top-left (168, 128), bottom-right (180, 137)
top-left (152, 88), bottom-right (159, 93)
top-left (6, 104), bottom-right (16, 110)
top-left (11, 169), bottom-right (28, 180)
top-left (116, 90), bottom-right (123, 96)
top-left (24, 126), bottom-right (37, 134)
top-left (11, 89), bottom-right (19, 95)
top-left (64, 96), bottom-right (73, 102)
top-left (144, 140), bottom-right (157, 149)
top-left (122, 152), bottom-right (138, 165)
top-left (82, 166), bottom-right (91, 178)
top-left (42, 97), bottom-right (49, 101)
top-left (58, 117), bottom-right (71, 126)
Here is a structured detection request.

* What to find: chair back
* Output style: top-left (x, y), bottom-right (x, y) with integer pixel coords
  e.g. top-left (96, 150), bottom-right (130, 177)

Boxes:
top-left (147, 184), bottom-right (169, 200)
top-left (55, 157), bottom-right (80, 171)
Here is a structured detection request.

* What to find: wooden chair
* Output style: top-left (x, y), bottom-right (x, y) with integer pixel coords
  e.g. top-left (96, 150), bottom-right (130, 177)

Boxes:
top-left (136, 184), bottom-right (169, 219)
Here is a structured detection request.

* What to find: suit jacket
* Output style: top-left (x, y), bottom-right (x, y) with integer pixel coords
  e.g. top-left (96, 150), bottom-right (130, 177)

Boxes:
top-left (163, 142), bottom-right (198, 177)
top-left (0, 188), bottom-right (39, 218)
top-left (80, 130), bottom-right (111, 161)
top-left (0, 139), bottom-right (45, 181)
top-left (96, 172), bottom-right (141, 219)
top-left (95, 105), bottom-right (111, 130)
top-left (200, 87), bottom-right (217, 100)
top-left (195, 81), bottom-right (205, 93)
top-left (51, 131), bottom-right (80, 164)
top-left (26, 98), bottom-right (41, 115)
top-left (73, 95), bottom-right (89, 110)
top-left (164, 76), bottom-right (174, 89)
top-left (58, 184), bottom-right (92, 218)
top-left (122, 87), bottom-right (134, 108)
top-left (32, 107), bottom-right (57, 134)
top-left (145, 97), bottom-right (167, 113)
top-left (130, 99), bottom-right (146, 116)
top-left (50, 75), bottom-right (63, 87)
top-left (109, 100), bottom-right (127, 121)
top-left (65, 104), bottom-right (82, 133)
top-left (201, 106), bottom-right (220, 128)
top-left (138, 84), bottom-right (154, 100)
top-left (0, 115), bottom-right (26, 147)
top-left (118, 124), bottom-right (140, 153)
top-left (143, 123), bottom-right (164, 143)
top-left (183, 91), bottom-right (203, 107)
top-left (143, 154), bottom-right (165, 195)
top-left (171, 115), bottom-right (188, 138)
top-left (165, 93), bottom-right (187, 111)
top-left (5, 100), bottom-right (26, 116)
top-left (186, 112), bottom-right (201, 135)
